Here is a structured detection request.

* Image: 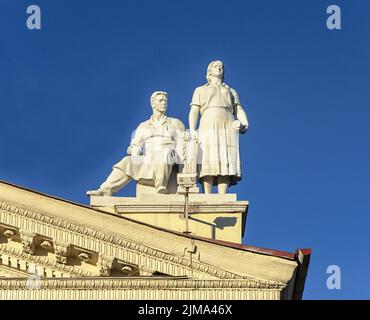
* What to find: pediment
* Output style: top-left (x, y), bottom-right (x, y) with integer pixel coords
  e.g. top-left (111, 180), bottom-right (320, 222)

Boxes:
top-left (0, 181), bottom-right (299, 291)
top-left (0, 200), bottom-right (269, 285)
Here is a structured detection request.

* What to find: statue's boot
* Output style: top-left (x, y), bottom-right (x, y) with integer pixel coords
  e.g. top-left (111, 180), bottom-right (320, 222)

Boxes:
top-left (156, 186), bottom-right (168, 194)
top-left (86, 189), bottom-right (113, 197)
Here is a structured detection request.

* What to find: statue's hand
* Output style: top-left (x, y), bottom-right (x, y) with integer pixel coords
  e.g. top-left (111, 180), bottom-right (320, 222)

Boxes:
top-left (189, 129), bottom-right (198, 140)
top-left (233, 120), bottom-right (242, 131)
top-left (239, 125), bottom-right (247, 134)
top-left (233, 120), bottom-right (248, 134)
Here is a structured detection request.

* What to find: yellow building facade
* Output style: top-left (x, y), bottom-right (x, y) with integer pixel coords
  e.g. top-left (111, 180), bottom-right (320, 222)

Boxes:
top-left (0, 180), bottom-right (311, 300)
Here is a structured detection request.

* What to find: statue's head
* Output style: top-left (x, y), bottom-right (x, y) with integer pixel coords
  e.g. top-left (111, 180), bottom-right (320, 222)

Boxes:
top-left (151, 91), bottom-right (168, 114)
top-left (206, 60), bottom-right (224, 83)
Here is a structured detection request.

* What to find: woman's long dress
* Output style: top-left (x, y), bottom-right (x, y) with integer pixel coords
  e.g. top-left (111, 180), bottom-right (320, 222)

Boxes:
top-left (190, 83), bottom-right (242, 186)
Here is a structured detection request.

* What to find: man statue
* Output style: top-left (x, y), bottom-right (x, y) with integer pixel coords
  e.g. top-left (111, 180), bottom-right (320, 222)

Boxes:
top-left (87, 91), bottom-right (185, 196)
top-left (189, 60), bottom-right (249, 194)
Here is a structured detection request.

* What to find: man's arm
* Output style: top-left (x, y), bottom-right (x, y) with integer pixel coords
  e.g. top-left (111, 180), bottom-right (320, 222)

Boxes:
top-left (127, 123), bottom-right (146, 155)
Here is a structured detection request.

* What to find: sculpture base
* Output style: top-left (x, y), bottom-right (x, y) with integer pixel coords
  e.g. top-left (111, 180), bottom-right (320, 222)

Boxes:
top-left (89, 194), bottom-right (248, 244)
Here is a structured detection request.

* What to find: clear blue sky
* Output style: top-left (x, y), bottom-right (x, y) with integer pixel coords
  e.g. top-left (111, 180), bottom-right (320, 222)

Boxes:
top-left (1, 0), bottom-right (369, 299)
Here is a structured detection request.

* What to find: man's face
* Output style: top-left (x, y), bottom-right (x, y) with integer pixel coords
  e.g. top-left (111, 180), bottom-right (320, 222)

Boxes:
top-left (152, 94), bottom-right (168, 114)
top-left (210, 62), bottom-right (224, 78)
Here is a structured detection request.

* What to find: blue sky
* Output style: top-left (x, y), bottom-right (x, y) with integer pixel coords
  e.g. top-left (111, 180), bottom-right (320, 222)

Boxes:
top-left (1, 0), bottom-right (369, 299)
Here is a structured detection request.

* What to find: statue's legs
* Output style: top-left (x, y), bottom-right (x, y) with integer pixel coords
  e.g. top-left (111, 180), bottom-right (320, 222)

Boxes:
top-left (217, 176), bottom-right (230, 194)
top-left (100, 168), bottom-right (131, 194)
top-left (87, 168), bottom-right (131, 196)
top-left (201, 176), bottom-right (229, 194)
top-left (153, 151), bottom-right (174, 193)
top-left (202, 176), bottom-right (213, 194)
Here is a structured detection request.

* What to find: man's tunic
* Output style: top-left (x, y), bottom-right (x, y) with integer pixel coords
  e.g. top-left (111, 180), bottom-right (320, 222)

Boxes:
top-left (113, 115), bottom-right (185, 189)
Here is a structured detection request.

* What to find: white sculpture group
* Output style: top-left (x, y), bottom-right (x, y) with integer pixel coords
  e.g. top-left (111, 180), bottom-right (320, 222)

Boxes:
top-left (87, 61), bottom-right (249, 196)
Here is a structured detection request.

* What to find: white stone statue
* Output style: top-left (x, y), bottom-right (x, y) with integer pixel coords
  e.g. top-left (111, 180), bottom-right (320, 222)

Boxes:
top-left (87, 91), bottom-right (185, 196)
top-left (189, 61), bottom-right (249, 194)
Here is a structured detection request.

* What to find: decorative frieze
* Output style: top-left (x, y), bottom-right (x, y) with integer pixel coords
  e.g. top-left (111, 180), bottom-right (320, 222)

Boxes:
top-left (0, 277), bottom-right (286, 290)
top-left (139, 266), bottom-right (155, 276)
top-left (0, 277), bottom-right (285, 300)
top-left (121, 265), bottom-right (136, 276)
top-left (78, 252), bottom-right (90, 262)
top-left (98, 255), bottom-right (115, 277)
top-left (40, 240), bottom-right (53, 251)
top-left (0, 265), bottom-right (29, 278)
top-left (0, 223), bottom-right (18, 241)
top-left (54, 241), bottom-right (70, 265)
top-left (0, 244), bottom-right (93, 277)
top-left (0, 287), bottom-right (282, 300)
top-left (20, 230), bottom-right (37, 255)
top-left (3, 229), bottom-right (16, 240)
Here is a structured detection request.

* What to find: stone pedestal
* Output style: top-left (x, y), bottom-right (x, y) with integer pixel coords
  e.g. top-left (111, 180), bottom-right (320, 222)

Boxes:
top-left (90, 194), bottom-right (248, 244)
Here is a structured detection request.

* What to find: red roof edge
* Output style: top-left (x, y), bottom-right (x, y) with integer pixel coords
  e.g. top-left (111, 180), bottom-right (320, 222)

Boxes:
top-left (185, 234), bottom-right (297, 260)
top-left (299, 248), bottom-right (312, 256)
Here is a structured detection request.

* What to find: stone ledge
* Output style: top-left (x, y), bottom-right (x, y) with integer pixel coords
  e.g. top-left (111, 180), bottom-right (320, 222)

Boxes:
top-left (90, 193), bottom-right (240, 206)
top-left (89, 195), bottom-right (248, 243)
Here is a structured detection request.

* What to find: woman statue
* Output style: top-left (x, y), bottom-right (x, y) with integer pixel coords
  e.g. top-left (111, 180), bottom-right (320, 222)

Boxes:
top-left (189, 61), bottom-right (249, 194)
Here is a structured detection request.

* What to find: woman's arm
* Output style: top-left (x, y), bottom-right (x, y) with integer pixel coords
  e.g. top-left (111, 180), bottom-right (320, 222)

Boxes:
top-left (189, 105), bottom-right (200, 131)
top-left (231, 88), bottom-right (249, 131)
top-left (235, 104), bottom-right (249, 129)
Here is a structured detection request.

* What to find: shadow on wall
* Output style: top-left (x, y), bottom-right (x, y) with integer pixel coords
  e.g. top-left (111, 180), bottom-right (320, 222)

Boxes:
top-left (188, 216), bottom-right (237, 240)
